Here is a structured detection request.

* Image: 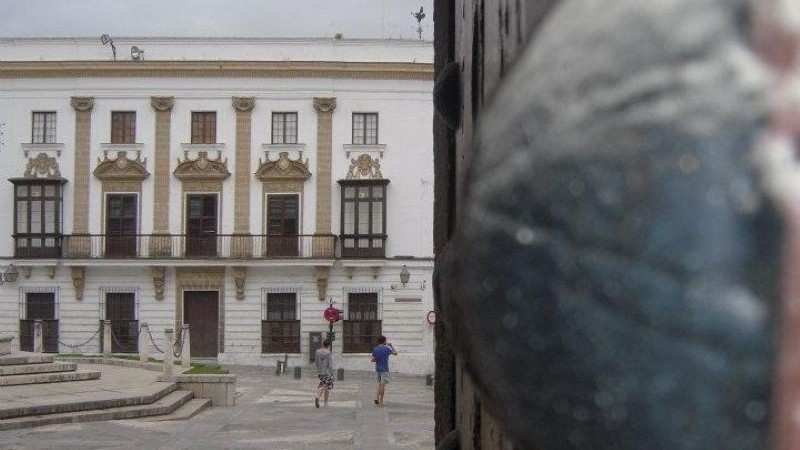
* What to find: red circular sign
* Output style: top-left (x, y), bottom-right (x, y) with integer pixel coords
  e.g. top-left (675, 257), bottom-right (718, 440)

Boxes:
top-left (324, 306), bottom-right (342, 323)
top-left (426, 310), bottom-right (436, 325)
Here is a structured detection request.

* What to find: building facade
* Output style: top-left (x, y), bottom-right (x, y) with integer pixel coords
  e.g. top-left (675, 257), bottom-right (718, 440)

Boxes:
top-left (0, 37), bottom-right (434, 374)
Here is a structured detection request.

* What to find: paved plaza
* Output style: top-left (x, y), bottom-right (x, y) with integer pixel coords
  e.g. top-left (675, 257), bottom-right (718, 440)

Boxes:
top-left (0, 364), bottom-right (435, 450)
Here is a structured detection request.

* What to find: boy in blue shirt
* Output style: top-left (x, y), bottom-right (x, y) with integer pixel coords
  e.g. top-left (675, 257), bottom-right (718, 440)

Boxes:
top-left (371, 335), bottom-right (397, 406)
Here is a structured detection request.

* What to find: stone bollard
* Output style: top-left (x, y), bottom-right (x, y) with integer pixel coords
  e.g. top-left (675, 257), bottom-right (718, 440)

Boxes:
top-left (160, 328), bottom-right (174, 381)
top-left (102, 320), bottom-right (112, 357)
top-left (33, 320), bottom-right (43, 353)
top-left (294, 366), bottom-right (302, 379)
top-left (337, 368), bottom-right (344, 381)
top-left (181, 324), bottom-right (191, 368)
top-left (139, 322), bottom-right (150, 363)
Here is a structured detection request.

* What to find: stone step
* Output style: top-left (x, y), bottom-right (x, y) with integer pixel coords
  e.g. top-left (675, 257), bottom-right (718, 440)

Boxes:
top-left (0, 381), bottom-right (177, 420)
top-left (0, 352), bottom-right (55, 366)
top-left (0, 362), bottom-right (77, 376)
top-left (139, 398), bottom-right (210, 422)
top-left (0, 369), bottom-right (101, 386)
top-left (0, 390), bottom-right (194, 431)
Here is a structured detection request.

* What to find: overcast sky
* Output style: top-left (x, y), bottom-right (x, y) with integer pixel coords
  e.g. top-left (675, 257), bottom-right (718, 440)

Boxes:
top-left (0, 0), bottom-right (434, 40)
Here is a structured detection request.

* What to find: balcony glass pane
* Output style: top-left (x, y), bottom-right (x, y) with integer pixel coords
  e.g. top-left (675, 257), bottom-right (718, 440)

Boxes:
top-left (357, 202), bottom-right (369, 234)
top-left (30, 202), bottom-right (41, 233)
top-left (344, 202), bottom-right (354, 234)
top-left (17, 186), bottom-right (28, 197)
top-left (44, 201), bottom-right (55, 233)
top-left (44, 185), bottom-right (55, 197)
top-left (372, 202), bottom-right (382, 233)
top-left (30, 185), bottom-right (41, 197)
top-left (16, 202), bottom-right (27, 232)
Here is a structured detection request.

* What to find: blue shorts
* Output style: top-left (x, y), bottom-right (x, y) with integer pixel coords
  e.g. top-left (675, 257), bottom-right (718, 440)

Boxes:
top-left (377, 371), bottom-right (391, 384)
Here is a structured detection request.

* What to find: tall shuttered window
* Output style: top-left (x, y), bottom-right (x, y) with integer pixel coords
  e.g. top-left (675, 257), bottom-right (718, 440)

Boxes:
top-left (343, 292), bottom-right (381, 353)
top-left (262, 292), bottom-right (300, 353)
top-left (191, 112), bottom-right (217, 144)
top-left (111, 111), bottom-right (136, 144)
top-left (31, 112), bottom-right (57, 144)
top-left (271, 112), bottom-right (298, 144)
top-left (352, 113), bottom-right (378, 145)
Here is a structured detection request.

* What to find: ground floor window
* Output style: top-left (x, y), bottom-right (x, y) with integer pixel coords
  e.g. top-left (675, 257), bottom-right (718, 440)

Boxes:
top-left (19, 290), bottom-right (59, 352)
top-left (262, 292), bottom-right (300, 353)
top-left (343, 292), bottom-right (381, 353)
top-left (101, 291), bottom-right (138, 353)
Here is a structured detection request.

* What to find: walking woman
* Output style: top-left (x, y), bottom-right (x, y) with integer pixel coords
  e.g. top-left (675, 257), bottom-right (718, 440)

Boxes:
top-left (314, 338), bottom-right (334, 408)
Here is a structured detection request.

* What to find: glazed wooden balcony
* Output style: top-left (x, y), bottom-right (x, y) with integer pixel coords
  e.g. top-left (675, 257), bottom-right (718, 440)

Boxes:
top-left (13, 234), bottom-right (338, 259)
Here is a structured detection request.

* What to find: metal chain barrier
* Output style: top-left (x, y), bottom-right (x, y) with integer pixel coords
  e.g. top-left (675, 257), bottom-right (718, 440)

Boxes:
top-left (108, 326), bottom-right (127, 350)
top-left (141, 324), bottom-right (164, 354)
top-left (57, 327), bottom-right (101, 351)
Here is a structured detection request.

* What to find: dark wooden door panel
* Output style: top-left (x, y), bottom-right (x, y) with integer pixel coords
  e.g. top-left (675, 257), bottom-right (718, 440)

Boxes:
top-left (186, 195), bottom-right (218, 257)
top-left (183, 291), bottom-right (219, 357)
top-left (267, 194), bottom-right (299, 256)
top-left (105, 292), bottom-right (138, 353)
top-left (106, 194), bottom-right (138, 257)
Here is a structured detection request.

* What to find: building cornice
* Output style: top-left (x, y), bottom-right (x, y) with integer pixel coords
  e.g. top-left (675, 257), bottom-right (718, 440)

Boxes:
top-left (0, 60), bottom-right (434, 80)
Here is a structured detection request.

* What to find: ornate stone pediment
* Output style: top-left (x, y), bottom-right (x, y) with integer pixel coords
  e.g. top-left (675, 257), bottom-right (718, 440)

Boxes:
top-left (346, 154), bottom-right (383, 180)
top-left (174, 151), bottom-right (231, 181)
top-left (93, 151), bottom-right (149, 182)
top-left (24, 153), bottom-right (62, 179)
top-left (255, 151), bottom-right (311, 182)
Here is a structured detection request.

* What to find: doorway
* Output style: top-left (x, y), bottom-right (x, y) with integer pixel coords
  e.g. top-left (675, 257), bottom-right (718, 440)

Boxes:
top-left (105, 194), bottom-right (138, 257)
top-left (266, 194), bottom-right (299, 257)
top-left (105, 292), bottom-right (138, 353)
top-left (183, 290), bottom-right (219, 358)
top-left (186, 194), bottom-right (218, 257)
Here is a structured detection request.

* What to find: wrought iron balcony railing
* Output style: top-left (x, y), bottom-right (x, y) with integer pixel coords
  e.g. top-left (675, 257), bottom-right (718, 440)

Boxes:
top-left (13, 234), bottom-right (338, 259)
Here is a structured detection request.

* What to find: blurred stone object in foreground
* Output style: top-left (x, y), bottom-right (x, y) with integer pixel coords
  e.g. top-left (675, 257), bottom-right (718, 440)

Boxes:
top-left (445, 0), bottom-right (789, 448)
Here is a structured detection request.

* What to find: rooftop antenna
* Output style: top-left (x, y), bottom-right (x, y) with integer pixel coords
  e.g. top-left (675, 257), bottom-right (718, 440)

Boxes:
top-left (100, 34), bottom-right (116, 61)
top-left (412, 6), bottom-right (426, 40)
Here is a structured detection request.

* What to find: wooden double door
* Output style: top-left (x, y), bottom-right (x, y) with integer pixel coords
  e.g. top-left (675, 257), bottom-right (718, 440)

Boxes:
top-left (105, 293), bottom-right (138, 353)
top-left (266, 194), bottom-right (299, 257)
top-left (105, 194), bottom-right (138, 257)
top-left (19, 292), bottom-right (58, 353)
top-left (186, 195), bottom-right (218, 257)
top-left (183, 291), bottom-right (219, 358)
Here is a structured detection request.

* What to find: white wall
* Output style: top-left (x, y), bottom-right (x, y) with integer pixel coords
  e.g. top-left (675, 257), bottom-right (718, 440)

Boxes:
top-left (0, 76), bottom-right (433, 256)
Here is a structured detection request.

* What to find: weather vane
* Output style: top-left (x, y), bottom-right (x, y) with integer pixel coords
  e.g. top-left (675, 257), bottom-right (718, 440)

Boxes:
top-left (412, 6), bottom-right (426, 40)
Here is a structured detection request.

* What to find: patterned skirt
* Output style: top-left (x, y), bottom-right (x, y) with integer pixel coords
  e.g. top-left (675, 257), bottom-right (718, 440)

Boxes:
top-left (318, 374), bottom-right (335, 390)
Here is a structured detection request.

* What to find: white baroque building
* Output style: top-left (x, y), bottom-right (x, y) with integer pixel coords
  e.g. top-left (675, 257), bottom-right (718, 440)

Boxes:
top-left (0, 37), bottom-right (434, 374)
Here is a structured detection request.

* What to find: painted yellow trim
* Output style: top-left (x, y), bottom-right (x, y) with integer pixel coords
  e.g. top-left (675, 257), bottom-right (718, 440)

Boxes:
top-left (0, 60), bottom-right (434, 80)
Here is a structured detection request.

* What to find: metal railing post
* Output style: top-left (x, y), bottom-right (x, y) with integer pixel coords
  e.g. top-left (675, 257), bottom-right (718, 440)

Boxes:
top-left (33, 319), bottom-right (43, 353)
top-left (160, 328), bottom-right (174, 381)
top-left (181, 323), bottom-right (191, 368)
top-left (102, 320), bottom-right (112, 357)
top-left (139, 322), bottom-right (150, 363)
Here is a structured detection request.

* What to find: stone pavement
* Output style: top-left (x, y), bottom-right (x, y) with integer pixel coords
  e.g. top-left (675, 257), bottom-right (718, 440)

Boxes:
top-left (0, 363), bottom-right (161, 409)
top-left (0, 365), bottom-right (434, 450)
